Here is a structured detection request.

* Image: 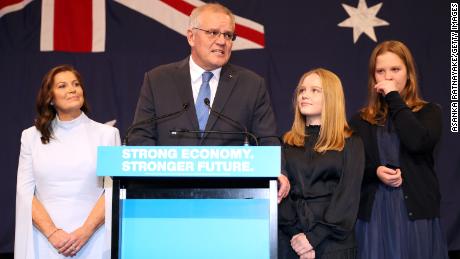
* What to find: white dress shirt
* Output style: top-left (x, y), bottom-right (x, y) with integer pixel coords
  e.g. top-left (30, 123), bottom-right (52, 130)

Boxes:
top-left (189, 56), bottom-right (221, 108)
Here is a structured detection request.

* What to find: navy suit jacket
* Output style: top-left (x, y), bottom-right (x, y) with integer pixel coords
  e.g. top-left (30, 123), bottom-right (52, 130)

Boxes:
top-left (128, 57), bottom-right (279, 146)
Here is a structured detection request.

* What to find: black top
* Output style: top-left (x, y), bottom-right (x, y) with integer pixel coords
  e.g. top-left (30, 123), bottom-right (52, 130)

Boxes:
top-left (350, 91), bottom-right (443, 220)
top-left (279, 126), bottom-right (364, 254)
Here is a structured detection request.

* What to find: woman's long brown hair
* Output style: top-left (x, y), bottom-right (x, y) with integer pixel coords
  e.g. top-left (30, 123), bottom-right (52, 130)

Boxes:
top-left (35, 65), bottom-right (89, 144)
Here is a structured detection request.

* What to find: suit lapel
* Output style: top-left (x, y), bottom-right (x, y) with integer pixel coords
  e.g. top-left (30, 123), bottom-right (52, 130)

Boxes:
top-left (203, 64), bottom-right (237, 138)
top-left (173, 58), bottom-right (200, 132)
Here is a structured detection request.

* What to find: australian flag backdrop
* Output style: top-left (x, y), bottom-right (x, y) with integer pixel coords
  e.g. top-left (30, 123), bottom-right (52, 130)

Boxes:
top-left (0, 0), bottom-right (458, 254)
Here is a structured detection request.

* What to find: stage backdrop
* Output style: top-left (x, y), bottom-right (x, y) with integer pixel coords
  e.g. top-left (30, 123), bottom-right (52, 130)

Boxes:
top-left (1, 0), bottom-right (458, 253)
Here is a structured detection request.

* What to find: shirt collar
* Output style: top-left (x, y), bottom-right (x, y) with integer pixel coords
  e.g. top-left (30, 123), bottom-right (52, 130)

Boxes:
top-left (189, 56), bottom-right (221, 83)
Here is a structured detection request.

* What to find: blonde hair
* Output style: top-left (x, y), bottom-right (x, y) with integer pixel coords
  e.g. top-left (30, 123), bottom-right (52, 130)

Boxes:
top-left (361, 40), bottom-right (426, 125)
top-left (283, 68), bottom-right (352, 153)
top-left (189, 3), bottom-right (235, 30)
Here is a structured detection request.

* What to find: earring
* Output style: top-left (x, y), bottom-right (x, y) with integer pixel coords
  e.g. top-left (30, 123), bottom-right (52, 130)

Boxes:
top-left (50, 101), bottom-right (54, 106)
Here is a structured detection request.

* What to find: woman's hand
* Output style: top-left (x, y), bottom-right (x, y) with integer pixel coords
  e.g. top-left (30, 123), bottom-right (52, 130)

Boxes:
top-left (300, 250), bottom-right (316, 259)
top-left (291, 233), bottom-right (315, 258)
top-left (374, 80), bottom-right (398, 96)
top-left (58, 194), bottom-right (105, 256)
top-left (376, 166), bottom-right (403, 187)
top-left (58, 226), bottom-right (93, 256)
top-left (47, 229), bottom-right (71, 252)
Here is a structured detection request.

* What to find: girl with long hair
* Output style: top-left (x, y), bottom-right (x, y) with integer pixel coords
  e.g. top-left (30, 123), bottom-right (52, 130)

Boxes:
top-left (279, 68), bottom-right (364, 259)
top-left (351, 40), bottom-right (449, 259)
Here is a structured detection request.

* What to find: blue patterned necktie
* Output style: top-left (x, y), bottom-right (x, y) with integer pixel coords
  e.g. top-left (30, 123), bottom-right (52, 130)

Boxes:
top-left (196, 71), bottom-right (213, 134)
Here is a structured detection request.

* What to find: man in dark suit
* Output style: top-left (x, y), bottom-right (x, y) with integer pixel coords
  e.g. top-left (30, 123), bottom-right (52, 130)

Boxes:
top-left (128, 3), bottom-right (289, 201)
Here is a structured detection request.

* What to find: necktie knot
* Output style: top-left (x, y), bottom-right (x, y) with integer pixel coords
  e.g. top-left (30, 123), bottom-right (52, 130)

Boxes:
top-left (202, 71), bottom-right (213, 83)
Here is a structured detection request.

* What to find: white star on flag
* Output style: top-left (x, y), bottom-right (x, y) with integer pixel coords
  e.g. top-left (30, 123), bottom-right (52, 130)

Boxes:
top-left (338, 0), bottom-right (389, 43)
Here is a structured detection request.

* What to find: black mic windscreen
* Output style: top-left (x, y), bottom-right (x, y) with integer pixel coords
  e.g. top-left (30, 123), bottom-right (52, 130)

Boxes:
top-left (204, 98), bottom-right (210, 106)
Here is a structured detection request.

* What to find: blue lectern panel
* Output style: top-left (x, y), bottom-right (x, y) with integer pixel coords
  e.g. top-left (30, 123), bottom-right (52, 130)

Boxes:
top-left (120, 199), bottom-right (270, 259)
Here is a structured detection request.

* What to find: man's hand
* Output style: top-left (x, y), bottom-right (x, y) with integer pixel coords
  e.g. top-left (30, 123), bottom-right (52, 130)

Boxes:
top-left (278, 174), bottom-right (290, 203)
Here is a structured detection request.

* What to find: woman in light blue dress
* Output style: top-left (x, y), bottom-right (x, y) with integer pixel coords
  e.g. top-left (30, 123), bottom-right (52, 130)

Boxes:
top-left (15, 65), bottom-right (120, 258)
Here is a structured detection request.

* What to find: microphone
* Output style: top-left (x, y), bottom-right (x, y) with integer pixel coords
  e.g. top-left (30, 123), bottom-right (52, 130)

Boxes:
top-left (123, 103), bottom-right (189, 145)
top-left (202, 98), bottom-right (258, 146)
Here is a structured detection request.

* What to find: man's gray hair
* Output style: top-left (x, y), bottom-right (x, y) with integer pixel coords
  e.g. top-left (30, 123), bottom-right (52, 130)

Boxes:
top-left (188, 3), bottom-right (235, 30)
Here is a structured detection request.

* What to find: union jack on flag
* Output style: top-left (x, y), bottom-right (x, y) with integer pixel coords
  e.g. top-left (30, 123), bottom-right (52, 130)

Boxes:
top-left (1, 0), bottom-right (265, 52)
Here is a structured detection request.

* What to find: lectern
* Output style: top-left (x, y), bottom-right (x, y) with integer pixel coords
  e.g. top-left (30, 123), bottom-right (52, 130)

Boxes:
top-left (97, 146), bottom-right (280, 259)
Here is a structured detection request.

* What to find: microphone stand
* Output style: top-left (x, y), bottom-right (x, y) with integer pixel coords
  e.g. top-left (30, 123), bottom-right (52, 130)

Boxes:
top-left (170, 129), bottom-right (259, 146)
top-left (203, 98), bottom-right (257, 146)
top-left (123, 103), bottom-right (189, 145)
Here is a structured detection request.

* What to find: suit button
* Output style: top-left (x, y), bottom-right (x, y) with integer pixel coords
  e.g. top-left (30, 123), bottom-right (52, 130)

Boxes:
top-left (404, 195), bottom-right (408, 199)
top-left (409, 212), bottom-right (413, 216)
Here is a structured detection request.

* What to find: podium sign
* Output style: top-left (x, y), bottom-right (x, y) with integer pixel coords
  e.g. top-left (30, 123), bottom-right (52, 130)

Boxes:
top-left (97, 146), bottom-right (280, 259)
top-left (97, 146), bottom-right (280, 177)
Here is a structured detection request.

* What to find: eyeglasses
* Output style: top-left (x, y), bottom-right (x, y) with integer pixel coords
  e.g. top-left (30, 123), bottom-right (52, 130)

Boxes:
top-left (193, 27), bottom-right (237, 41)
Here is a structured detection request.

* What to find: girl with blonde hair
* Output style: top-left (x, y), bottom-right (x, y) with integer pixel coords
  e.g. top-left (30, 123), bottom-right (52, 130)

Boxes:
top-left (279, 68), bottom-right (364, 259)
